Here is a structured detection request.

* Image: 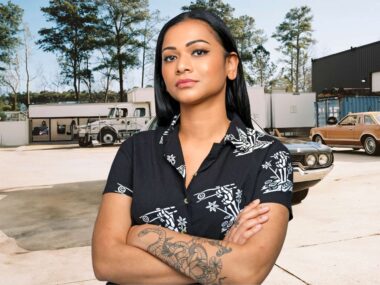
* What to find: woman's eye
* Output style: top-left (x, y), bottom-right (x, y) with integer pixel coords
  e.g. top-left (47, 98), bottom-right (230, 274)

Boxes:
top-left (163, 55), bottom-right (176, 62)
top-left (192, 49), bottom-right (209, 56)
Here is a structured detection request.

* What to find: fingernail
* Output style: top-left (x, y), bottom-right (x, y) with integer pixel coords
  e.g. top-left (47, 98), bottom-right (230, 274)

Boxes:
top-left (260, 215), bottom-right (268, 221)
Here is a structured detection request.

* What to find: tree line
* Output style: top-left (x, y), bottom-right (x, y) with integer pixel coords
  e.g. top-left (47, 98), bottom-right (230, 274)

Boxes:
top-left (0, 0), bottom-right (314, 111)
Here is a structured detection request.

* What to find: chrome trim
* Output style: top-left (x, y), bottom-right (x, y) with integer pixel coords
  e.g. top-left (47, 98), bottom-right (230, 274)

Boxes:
top-left (329, 144), bottom-right (362, 148)
top-left (293, 165), bottom-right (334, 183)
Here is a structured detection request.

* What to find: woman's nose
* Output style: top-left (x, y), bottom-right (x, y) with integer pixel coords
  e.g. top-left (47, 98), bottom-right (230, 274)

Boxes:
top-left (176, 55), bottom-right (192, 74)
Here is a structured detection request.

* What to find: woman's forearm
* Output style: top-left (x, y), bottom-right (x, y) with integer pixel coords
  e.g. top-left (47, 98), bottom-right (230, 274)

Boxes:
top-left (128, 225), bottom-right (260, 285)
top-left (93, 241), bottom-right (194, 284)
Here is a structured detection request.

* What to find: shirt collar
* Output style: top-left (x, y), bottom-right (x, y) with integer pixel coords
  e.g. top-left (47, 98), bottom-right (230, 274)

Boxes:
top-left (159, 111), bottom-right (259, 178)
top-left (158, 110), bottom-right (249, 148)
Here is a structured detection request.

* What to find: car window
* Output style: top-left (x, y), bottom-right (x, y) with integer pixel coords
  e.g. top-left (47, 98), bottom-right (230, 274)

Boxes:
top-left (364, 115), bottom-right (375, 125)
top-left (121, 108), bottom-right (128, 117)
top-left (374, 115), bottom-right (380, 124)
top-left (134, 108), bottom-right (146, 117)
top-left (339, 115), bottom-right (357, 125)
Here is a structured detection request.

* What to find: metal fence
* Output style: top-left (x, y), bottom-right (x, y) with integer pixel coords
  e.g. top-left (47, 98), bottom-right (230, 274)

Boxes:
top-left (0, 111), bottom-right (28, 122)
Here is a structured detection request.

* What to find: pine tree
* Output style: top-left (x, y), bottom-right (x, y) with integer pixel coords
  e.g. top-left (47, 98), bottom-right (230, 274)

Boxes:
top-left (273, 6), bottom-right (314, 94)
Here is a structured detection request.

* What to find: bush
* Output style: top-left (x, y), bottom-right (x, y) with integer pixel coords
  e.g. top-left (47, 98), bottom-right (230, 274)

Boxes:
top-left (2, 105), bottom-right (12, 111)
top-left (0, 111), bottom-right (6, 121)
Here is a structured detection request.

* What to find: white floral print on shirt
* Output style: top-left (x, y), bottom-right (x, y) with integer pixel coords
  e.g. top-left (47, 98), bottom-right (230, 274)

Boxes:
top-left (224, 127), bottom-right (273, 156)
top-left (194, 183), bottom-right (242, 233)
top-left (139, 206), bottom-right (187, 233)
top-left (261, 150), bottom-right (293, 194)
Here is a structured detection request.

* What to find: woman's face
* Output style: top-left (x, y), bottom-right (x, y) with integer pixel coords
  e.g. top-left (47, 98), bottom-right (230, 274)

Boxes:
top-left (161, 19), bottom-right (238, 106)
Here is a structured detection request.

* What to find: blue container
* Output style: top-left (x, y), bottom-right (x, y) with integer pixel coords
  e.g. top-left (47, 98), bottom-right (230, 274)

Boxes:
top-left (316, 96), bottom-right (380, 126)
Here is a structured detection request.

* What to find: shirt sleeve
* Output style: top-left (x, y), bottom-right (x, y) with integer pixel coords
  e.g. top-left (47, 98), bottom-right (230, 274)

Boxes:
top-left (103, 138), bottom-right (134, 197)
top-left (253, 140), bottom-right (293, 221)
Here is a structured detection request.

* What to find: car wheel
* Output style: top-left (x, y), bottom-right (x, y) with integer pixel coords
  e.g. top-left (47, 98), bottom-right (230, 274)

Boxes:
top-left (363, 136), bottom-right (379, 156)
top-left (100, 130), bottom-right (116, 145)
top-left (292, 189), bottom-right (309, 204)
top-left (313, 135), bottom-right (324, 144)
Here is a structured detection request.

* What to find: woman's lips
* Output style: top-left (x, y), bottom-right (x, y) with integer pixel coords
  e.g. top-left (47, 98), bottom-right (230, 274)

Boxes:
top-left (175, 79), bottom-right (199, 88)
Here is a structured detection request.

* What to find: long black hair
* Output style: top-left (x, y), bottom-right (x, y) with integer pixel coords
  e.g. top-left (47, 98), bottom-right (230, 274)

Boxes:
top-left (154, 9), bottom-right (253, 128)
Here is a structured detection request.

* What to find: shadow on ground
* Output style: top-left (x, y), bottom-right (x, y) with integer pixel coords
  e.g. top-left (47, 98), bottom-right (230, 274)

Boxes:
top-left (0, 180), bottom-right (105, 251)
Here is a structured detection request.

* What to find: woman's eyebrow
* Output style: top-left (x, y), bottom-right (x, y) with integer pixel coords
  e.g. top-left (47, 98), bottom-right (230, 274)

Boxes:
top-left (162, 39), bottom-right (210, 53)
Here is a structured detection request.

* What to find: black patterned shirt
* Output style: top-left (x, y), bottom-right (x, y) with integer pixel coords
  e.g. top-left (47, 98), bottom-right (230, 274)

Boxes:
top-left (103, 111), bottom-right (293, 240)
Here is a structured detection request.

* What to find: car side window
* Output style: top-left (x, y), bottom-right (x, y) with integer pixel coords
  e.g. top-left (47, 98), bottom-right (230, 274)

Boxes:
top-left (134, 108), bottom-right (146, 117)
top-left (340, 115), bottom-right (357, 125)
top-left (364, 115), bottom-right (375, 125)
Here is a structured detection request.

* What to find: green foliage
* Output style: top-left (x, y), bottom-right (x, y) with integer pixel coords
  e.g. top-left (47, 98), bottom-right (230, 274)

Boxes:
top-left (272, 6), bottom-right (314, 93)
top-left (182, 0), bottom-right (235, 24)
top-left (0, 1), bottom-right (23, 71)
top-left (140, 9), bottom-right (167, 87)
top-left (182, 0), bottom-right (270, 86)
top-left (0, 90), bottom-right (120, 111)
top-left (96, 0), bottom-right (149, 102)
top-left (246, 45), bottom-right (276, 88)
top-left (37, 0), bottom-right (100, 101)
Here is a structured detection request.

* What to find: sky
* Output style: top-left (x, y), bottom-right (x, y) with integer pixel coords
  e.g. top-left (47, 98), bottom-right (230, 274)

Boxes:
top-left (2, 0), bottom-right (380, 93)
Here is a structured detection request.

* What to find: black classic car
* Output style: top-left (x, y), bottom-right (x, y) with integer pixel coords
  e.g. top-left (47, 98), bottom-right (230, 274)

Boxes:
top-left (143, 117), bottom-right (334, 204)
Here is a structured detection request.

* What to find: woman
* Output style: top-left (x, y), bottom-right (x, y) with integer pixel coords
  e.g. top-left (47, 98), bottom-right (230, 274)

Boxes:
top-left (92, 9), bottom-right (293, 285)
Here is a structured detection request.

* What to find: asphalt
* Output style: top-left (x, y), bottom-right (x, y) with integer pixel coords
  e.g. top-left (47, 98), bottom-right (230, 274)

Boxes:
top-left (0, 143), bottom-right (379, 285)
top-left (0, 180), bottom-right (104, 251)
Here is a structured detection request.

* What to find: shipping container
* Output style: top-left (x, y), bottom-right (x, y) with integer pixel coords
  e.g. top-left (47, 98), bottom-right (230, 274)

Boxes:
top-left (316, 96), bottom-right (380, 126)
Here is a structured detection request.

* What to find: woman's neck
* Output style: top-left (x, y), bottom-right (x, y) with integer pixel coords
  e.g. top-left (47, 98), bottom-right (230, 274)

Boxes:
top-left (178, 102), bottom-right (230, 143)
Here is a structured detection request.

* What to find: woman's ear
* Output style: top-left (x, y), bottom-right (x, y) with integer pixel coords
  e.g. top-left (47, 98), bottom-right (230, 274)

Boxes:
top-left (226, 52), bottom-right (239, 80)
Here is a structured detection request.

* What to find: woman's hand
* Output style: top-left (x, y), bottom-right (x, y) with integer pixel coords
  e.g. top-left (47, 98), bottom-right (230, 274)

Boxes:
top-left (224, 199), bottom-right (270, 245)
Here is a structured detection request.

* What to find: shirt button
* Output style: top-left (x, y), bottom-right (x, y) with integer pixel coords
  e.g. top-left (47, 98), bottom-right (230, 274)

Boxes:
top-left (193, 172), bottom-right (198, 177)
top-left (184, 198), bottom-right (189, 204)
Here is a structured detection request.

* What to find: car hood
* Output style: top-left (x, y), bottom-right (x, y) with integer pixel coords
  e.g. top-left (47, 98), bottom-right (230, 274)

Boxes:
top-left (278, 137), bottom-right (332, 153)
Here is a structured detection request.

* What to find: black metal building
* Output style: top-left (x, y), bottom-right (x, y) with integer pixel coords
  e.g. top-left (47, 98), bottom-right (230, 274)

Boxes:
top-left (312, 41), bottom-right (380, 94)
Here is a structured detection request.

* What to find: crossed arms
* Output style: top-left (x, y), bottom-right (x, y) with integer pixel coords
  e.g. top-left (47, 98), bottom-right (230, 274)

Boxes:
top-left (92, 193), bottom-right (289, 284)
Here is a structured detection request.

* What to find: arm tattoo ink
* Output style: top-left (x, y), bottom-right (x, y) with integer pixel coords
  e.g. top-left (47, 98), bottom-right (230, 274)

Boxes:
top-left (138, 227), bottom-right (232, 285)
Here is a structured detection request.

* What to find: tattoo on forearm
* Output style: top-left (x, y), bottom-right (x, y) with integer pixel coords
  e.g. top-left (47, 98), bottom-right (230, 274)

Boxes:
top-left (138, 227), bottom-right (232, 285)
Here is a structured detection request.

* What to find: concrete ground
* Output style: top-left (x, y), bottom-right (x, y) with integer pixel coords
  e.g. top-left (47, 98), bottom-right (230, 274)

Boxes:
top-left (0, 144), bottom-right (379, 284)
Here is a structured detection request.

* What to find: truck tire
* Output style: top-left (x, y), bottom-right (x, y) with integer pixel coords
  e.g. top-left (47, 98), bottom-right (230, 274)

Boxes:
top-left (100, 129), bottom-right (116, 145)
top-left (78, 135), bottom-right (92, 147)
top-left (292, 189), bottom-right (309, 204)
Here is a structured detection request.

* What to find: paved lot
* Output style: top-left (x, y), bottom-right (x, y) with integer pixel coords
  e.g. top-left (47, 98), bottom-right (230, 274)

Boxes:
top-left (0, 144), bottom-right (379, 284)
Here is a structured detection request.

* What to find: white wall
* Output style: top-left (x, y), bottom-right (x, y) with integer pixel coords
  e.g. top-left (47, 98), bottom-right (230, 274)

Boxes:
top-left (0, 121), bottom-right (29, 146)
top-left (372, 72), bottom-right (380, 92)
top-left (272, 92), bottom-right (316, 128)
top-left (247, 86), bottom-right (271, 128)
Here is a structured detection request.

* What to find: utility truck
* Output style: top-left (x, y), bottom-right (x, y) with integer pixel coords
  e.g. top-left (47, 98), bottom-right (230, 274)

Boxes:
top-left (78, 102), bottom-right (152, 146)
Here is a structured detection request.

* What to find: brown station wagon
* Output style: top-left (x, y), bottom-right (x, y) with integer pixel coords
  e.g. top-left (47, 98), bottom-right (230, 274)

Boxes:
top-left (310, 112), bottom-right (380, 155)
